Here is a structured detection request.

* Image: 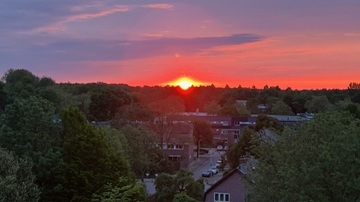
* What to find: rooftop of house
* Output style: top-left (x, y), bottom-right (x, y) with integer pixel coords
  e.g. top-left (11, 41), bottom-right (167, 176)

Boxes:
top-left (204, 168), bottom-right (244, 199)
top-left (204, 155), bottom-right (257, 200)
top-left (163, 123), bottom-right (193, 144)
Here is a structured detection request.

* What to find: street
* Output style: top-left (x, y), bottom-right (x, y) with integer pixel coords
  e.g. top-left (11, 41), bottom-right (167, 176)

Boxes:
top-left (144, 148), bottom-right (227, 195)
top-left (188, 148), bottom-right (227, 191)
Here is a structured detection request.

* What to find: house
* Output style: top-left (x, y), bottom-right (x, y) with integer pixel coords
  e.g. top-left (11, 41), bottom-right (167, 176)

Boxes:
top-left (162, 123), bottom-right (195, 169)
top-left (203, 168), bottom-right (248, 202)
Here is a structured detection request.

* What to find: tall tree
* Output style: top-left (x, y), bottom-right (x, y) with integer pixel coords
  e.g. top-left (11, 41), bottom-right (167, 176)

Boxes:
top-left (193, 120), bottom-right (213, 158)
top-left (270, 100), bottom-right (294, 115)
top-left (1, 69), bottom-right (39, 102)
top-left (89, 88), bottom-right (132, 121)
top-left (348, 82), bottom-right (360, 90)
top-left (254, 114), bottom-right (283, 132)
top-left (0, 96), bottom-right (63, 201)
top-left (226, 127), bottom-right (256, 169)
top-left (60, 108), bottom-right (131, 201)
top-left (154, 170), bottom-right (203, 202)
top-left (117, 125), bottom-right (167, 177)
top-left (91, 177), bottom-right (148, 202)
top-left (249, 112), bottom-right (360, 201)
top-left (0, 147), bottom-right (40, 202)
top-left (304, 95), bottom-right (333, 113)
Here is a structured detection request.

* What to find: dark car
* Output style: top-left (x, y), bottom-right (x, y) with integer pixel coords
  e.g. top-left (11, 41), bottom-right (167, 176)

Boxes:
top-left (201, 170), bottom-right (213, 177)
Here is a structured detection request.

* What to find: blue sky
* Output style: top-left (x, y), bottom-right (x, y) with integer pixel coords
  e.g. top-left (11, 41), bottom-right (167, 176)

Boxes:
top-left (1, 0), bottom-right (360, 89)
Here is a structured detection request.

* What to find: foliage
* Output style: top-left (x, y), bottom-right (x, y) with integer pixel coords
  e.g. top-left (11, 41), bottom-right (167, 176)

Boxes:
top-left (226, 127), bottom-right (256, 169)
top-left (269, 100), bottom-right (294, 115)
top-left (345, 103), bottom-right (360, 119)
top-left (154, 170), bottom-right (204, 202)
top-left (89, 88), bottom-right (132, 121)
top-left (304, 95), bottom-right (333, 113)
top-left (173, 193), bottom-right (197, 202)
top-left (116, 103), bottom-right (154, 121)
top-left (92, 177), bottom-right (147, 202)
top-left (0, 96), bottom-right (63, 201)
top-left (117, 125), bottom-right (166, 177)
top-left (193, 120), bottom-right (214, 158)
top-left (248, 112), bottom-right (360, 201)
top-left (60, 108), bottom-right (131, 201)
top-left (348, 82), bottom-right (360, 90)
top-left (0, 81), bottom-right (6, 112)
top-left (204, 100), bottom-right (222, 115)
top-left (1, 69), bottom-right (39, 101)
top-left (0, 147), bottom-right (40, 202)
top-left (254, 114), bottom-right (283, 132)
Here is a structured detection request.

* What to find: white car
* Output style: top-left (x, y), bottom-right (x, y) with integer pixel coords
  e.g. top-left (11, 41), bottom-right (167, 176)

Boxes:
top-left (210, 166), bottom-right (218, 175)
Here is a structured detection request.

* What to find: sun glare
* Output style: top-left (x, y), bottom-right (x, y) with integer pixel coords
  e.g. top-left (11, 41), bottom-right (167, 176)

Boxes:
top-left (167, 76), bottom-right (204, 90)
top-left (179, 80), bottom-right (192, 90)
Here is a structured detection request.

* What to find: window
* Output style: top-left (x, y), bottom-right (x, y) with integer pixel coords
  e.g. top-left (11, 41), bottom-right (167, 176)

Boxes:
top-left (168, 155), bottom-right (181, 161)
top-left (174, 144), bottom-right (184, 150)
top-left (221, 130), bottom-right (228, 134)
top-left (214, 193), bottom-right (230, 202)
top-left (221, 121), bottom-right (229, 126)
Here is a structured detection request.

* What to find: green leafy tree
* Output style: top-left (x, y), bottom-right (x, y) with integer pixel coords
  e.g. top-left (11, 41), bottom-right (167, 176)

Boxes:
top-left (89, 88), bottom-right (132, 121)
top-left (0, 147), bottom-right (40, 202)
top-left (91, 177), bottom-right (147, 202)
top-left (249, 112), bottom-right (360, 201)
top-left (0, 96), bottom-right (63, 201)
top-left (220, 102), bottom-right (241, 116)
top-left (305, 95), bottom-right (333, 113)
top-left (345, 103), bottom-right (360, 119)
top-left (270, 100), bottom-right (294, 115)
top-left (116, 103), bottom-right (154, 122)
top-left (60, 108), bottom-right (131, 201)
top-left (204, 100), bottom-right (222, 115)
top-left (173, 193), bottom-right (197, 202)
top-left (154, 170), bottom-right (204, 202)
top-left (236, 104), bottom-right (251, 115)
top-left (226, 127), bottom-right (256, 169)
top-left (193, 120), bottom-right (214, 158)
top-left (254, 114), bottom-right (283, 132)
top-left (117, 125), bottom-right (166, 177)
top-left (147, 95), bottom-right (185, 115)
top-left (0, 81), bottom-right (6, 112)
top-left (1, 69), bottom-right (39, 102)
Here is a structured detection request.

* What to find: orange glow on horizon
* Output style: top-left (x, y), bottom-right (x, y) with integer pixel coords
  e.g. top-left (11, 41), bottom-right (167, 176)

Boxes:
top-left (165, 76), bottom-right (207, 90)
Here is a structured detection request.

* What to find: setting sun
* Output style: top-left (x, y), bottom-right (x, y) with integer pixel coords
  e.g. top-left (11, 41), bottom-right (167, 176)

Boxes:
top-left (166, 76), bottom-right (206, 90)
top-left (178, 80), bottom-right (192, 90)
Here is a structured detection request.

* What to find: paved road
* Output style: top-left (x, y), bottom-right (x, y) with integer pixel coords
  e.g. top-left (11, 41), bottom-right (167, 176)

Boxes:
top-left (144, 148), bottom-right (227, 195)
top-left (188, 148), bottom-right (227, 191)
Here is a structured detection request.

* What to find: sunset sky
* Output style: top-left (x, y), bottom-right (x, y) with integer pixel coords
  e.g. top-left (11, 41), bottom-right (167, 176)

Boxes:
top-left (1, 0), bottom-right (360, 89)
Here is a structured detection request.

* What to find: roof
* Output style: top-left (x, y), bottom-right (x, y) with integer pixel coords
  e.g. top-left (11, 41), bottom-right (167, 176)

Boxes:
top-left (204, 168), bottom-right (244, 198)
top-left (163, 123), bottom-right (193, 143)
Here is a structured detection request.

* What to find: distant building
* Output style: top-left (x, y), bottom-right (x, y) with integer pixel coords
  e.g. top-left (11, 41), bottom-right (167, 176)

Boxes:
top-left (161, 123), bottom-right (195, 169)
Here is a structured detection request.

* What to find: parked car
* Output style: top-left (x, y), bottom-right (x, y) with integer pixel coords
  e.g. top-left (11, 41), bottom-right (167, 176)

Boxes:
top-left (215, 160), bottom-right (222, 168)
top-left (210, 166), bottom-right (218, 175)
top-left (202, 170), bottom-right (213, 177)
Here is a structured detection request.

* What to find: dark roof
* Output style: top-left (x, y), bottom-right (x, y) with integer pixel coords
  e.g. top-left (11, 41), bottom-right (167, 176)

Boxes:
top-left (204, 168), bottom-right (244, 199)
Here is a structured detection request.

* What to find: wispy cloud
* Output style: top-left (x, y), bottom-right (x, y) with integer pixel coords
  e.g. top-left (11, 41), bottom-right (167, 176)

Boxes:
top-left (142, 4), bottom-right (174, 10)
top-left (30, 5), bottom-right (130, 34)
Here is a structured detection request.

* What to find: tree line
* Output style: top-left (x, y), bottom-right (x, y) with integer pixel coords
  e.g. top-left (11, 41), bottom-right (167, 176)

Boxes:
top-left (1, 68), bottom-right (359, 201)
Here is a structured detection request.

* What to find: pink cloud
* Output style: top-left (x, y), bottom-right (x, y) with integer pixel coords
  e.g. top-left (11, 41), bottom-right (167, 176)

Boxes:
top-left (142, 4), bottom-right (174, 10)
top-left (31, 5), bottom-right (130, 34)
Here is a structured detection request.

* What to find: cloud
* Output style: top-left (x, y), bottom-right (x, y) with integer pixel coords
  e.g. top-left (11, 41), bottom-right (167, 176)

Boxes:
top-left (0, 33), bottom-right (262, 68)
top-left (142, 4), bottom-right (174, 10)
top-left (30, 5), bottom-right (130, 34)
